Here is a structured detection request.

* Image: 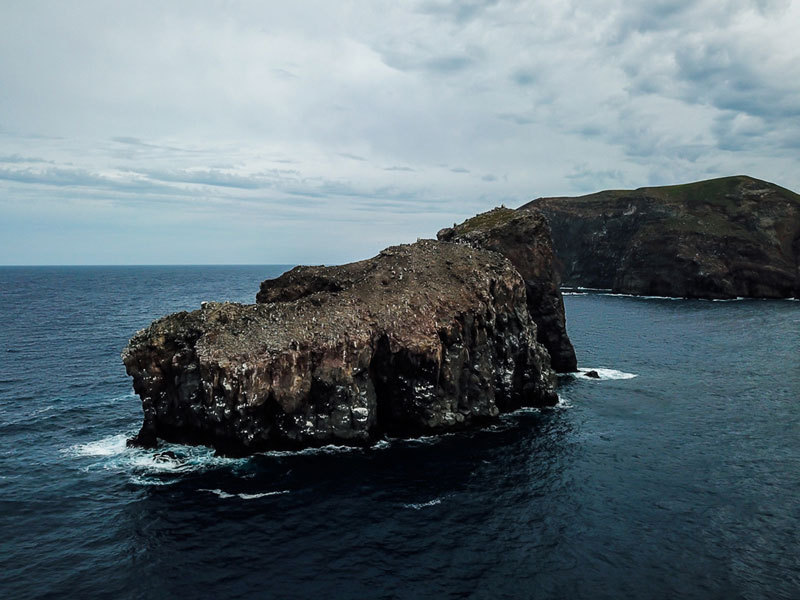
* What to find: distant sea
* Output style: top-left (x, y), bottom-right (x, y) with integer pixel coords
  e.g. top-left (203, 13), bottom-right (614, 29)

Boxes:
top-left (1, 266), bottom-right (798, 599)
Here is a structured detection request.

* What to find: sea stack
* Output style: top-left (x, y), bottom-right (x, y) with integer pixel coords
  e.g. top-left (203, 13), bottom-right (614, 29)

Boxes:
top-left (123, 240), bottom-right (558, 455)
top-left (524, 175), bottom-right (800, 299)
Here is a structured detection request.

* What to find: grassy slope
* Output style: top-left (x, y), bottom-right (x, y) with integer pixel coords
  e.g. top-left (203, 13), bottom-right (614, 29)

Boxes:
top-left (451, 207), bottom-right (517, 234)
top-left (530, 175), bottom-right (800, 207)
top-left (527, 175), bottom-right (800, 240)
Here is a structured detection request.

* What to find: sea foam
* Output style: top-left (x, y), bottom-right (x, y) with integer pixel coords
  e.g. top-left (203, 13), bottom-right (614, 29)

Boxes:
top-left (200, 488), bottom-right (290, 500)
top-left (576, 367), bottom-right (638, 380)
top-left (403, 498), bottom-right (443, 510)
top-left (63, 431), bottom-right (248, 485)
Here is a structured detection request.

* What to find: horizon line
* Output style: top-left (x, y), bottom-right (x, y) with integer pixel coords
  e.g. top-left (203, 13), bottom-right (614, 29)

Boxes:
top-left (0, 263), bottom-right (298, 268)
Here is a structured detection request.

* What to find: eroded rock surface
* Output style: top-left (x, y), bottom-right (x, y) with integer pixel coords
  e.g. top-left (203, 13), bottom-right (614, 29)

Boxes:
top-left (437, 208), bottom-right (577, 372)
top-left (124, 240), bottom-right (557, 454)
top-left (524, 176), bottom-right (800, 299)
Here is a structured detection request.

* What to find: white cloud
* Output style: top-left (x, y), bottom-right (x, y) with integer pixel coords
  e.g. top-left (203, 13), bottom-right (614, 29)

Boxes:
top-left (0, 0), bottom-right (798, 264)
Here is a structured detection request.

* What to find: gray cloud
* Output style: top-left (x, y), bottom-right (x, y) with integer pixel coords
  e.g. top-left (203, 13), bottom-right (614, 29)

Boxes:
top-left (0, 166), bottom-right (128, 188)
top-left (613, 0), bottom-right (697, 37)
top-left (111, 136), bottom-right (193, 153)
top-left (0, 154), bottom-right (53, 164)
top-left (0, 165), bottom-right (195, 198)
top-left (0, 0), bottom-right (798, 264)
top-left (272, 68), bottom-right (298, 80)
top-left (566, 165), bottom-right (627, 193)
top-left (423, 55), bottom-right (476, 73)
top-left (129, 168), bottom-right (268, 190)
top-left (511, 69), bottom-right (538, 87)
top-left (378, 49), bottom-right (480, 74)
top-left (416, 0), bottom-right (500, 24)
top-left (496, 113), bottom-right (534, 126)
top-left (338, 153), bottom-right (368, 162)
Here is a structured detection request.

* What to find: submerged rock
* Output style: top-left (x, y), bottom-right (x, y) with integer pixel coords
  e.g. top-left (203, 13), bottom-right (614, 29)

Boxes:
top-left (437, 207), bottom-right (577, 372)
top-left (523, 175), bottom-right (800, 299)
top-left (124, 240), bottom-right (557, 455)
top-left (152, 450), bottom-right (179, 462)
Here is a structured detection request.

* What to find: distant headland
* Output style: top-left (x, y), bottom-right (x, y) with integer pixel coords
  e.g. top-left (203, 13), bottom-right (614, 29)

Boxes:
top-left (523, 175), bottom-right (800, 299)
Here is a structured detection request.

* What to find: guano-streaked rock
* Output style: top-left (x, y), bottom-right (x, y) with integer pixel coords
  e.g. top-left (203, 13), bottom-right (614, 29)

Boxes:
top-left (123, 240), bottom-right (558, 455)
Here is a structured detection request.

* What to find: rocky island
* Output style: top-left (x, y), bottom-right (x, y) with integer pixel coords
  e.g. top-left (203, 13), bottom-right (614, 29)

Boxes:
top-left (524, 175), bottom-right (800, 299)
top-left (123, 236), bottom-right (568, 455)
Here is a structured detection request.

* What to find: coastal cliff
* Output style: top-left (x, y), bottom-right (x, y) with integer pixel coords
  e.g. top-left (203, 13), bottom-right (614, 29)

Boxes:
top-left (436, 207), bottom-right (577, 372)
top-left (523, 176), bottom-right (800, 299)
top-left (123, 240), bottom-right (557, 454)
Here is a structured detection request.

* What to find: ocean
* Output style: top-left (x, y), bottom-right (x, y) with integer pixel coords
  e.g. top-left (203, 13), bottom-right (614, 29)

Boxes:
top-left (1, 266), bottom-right (798, 599)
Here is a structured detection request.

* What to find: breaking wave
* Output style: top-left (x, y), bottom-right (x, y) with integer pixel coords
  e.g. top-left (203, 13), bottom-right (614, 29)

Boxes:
top-left (199, 488), bottom-right (290, 500)
top-left (576, 367), bottom-right (638, 380)
top-left (402, 498), bottom-right (443, 510)
top-left (62, 432), bottom-right (249, 485)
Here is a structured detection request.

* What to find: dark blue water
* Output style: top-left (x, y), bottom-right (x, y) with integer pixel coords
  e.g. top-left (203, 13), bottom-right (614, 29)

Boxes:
top-left (1, 268), bottom-right (798, 599)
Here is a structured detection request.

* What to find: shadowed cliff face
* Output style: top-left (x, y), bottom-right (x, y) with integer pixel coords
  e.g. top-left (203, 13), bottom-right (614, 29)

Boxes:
top-left (437, 208), bottom-right (577, 372)
top-left (123, 240), bottom-right (557, 455)
top-left (523, 176), bottom-right (800, 299)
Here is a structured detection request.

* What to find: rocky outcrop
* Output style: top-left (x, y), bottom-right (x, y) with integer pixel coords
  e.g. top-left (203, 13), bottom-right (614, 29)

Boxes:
top-left (523, 176), bottom-right (800, 299)
top-left (123, 240), bottom-right (557, 455)
top-left (437, 208), bottom-right (577, 372)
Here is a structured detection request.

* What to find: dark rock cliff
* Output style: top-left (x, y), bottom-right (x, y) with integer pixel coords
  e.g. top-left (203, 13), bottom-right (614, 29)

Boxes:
top-left (123, 240), bottom-right (557, 455)
top-left (437, 208), bottom-right (577, 372)
top-left (523, 176), bottom-right (800, 299)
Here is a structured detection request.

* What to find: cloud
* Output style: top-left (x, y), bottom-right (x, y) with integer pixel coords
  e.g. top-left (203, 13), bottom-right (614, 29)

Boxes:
top-left (510, 69), bottom-right (538, 87)
top-left (0, 165), bottom-right (199, 200)
top-left (566, 165), bottom-right (627, 193)
top-left (128, 168), bottom-right (269, 190)
top-left (0, 0), bottom-right (798, 264)
top-left (423, 55), bottom-right (476, 73)
top-left (496, 113), bottom-right (534, 126)
top-left (338, 153), bottom-right (368, 162)
top-left (377, 47), bottom-right (481, 74)
top-left (0, 165), bottom-right (132, 189)
top-left (416, 0), bottom-right (500, 24)
top-left (0, 154), bottom-right (53, 164)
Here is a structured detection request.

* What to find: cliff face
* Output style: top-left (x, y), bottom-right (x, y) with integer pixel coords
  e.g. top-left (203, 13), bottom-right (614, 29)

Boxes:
top-left (123, 240), bottom-right (557, 455)
top-left (524, 176), bottom-right (800, 299)
top-left (437, 208), bottom-right (577, 372)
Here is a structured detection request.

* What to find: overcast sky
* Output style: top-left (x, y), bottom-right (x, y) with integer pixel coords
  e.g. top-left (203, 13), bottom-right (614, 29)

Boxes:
top-left (1, 0), bottom-right (798, 265)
